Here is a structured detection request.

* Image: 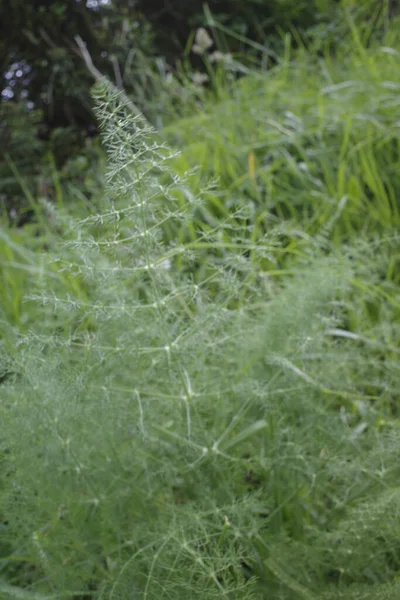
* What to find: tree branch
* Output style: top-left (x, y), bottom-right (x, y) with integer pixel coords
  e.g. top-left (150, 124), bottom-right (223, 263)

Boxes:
top-left (74, 35), bottom-right (147, 123)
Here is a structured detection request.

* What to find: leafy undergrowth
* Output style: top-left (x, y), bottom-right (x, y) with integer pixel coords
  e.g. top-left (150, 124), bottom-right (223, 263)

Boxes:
top-left (0, 73), bottom-right (399, 600)
top-left (1, 9), bottom-right (400, 599)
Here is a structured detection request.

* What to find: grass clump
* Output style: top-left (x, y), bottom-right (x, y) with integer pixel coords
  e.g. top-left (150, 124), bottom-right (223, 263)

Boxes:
top-left (165, 10), bottom-right (400, 260)
top-left (1, 70), bottom-right (400, 600)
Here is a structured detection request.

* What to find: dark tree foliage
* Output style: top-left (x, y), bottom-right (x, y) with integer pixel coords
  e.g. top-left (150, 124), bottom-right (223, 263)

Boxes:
top-left (0, 1), bottom-right (154, 137)
top-left (0, 0), bottom-right (154, 216)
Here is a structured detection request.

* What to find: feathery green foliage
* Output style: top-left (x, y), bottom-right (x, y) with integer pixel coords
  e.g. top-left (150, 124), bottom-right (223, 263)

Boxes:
top-left (2, 13), bottom-right (400, 597)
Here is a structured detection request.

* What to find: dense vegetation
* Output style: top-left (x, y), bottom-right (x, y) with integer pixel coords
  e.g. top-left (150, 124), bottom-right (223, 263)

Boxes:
top-left (1, 0), bottom-right (393, 217)
top-left (1, 1), bottom-right (400, 599)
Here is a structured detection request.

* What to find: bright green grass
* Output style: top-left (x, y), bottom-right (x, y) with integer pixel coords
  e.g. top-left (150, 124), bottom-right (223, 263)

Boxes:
top-left (165, 13), bottom-right (400, 247)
